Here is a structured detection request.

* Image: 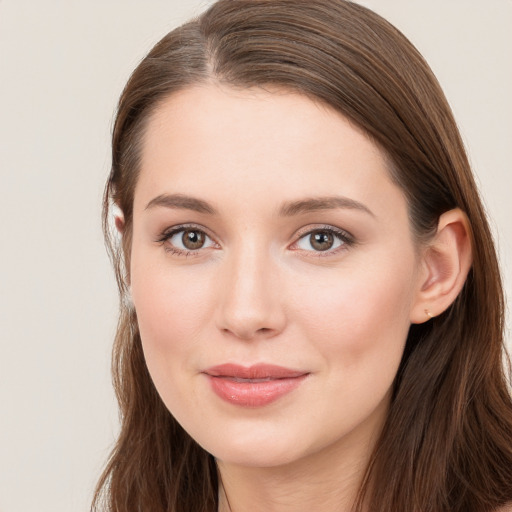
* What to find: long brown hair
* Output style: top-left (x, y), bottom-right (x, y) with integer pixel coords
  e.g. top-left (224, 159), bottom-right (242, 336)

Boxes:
top-left (93, 1), bottom-right (512, 511)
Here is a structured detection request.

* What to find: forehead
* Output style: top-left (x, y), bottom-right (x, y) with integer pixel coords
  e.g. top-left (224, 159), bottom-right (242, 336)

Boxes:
top-left (135, 84), bottom-right (405, 221)
top-left (142, 84), bottom-right (376, 165)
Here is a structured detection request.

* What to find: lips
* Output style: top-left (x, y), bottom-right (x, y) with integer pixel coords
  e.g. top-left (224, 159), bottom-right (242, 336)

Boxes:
top-left (203, 363), bottom-right (309, 407)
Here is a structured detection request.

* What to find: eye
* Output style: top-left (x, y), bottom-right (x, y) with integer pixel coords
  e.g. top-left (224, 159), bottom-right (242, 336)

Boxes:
top-left (293, 227), bottom-right (352, 253)
top-left (157, 226), bottom-right (217, 254)
top-left (172, 229), bottom-right (208, 250)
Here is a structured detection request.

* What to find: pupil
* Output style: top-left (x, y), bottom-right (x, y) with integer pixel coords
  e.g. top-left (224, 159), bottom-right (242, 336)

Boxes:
top-left (182, 230), bottom-right (205, 250)
top-left (311, 231), bottom-right (333, 251)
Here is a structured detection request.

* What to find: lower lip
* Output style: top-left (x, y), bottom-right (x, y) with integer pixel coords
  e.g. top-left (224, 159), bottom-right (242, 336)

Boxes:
top-left (206, 375), bottom-right (308, 407)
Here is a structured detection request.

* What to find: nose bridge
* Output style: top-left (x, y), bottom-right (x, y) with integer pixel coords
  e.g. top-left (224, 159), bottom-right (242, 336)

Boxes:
top-left (216, 237), bottom-right (284, 340)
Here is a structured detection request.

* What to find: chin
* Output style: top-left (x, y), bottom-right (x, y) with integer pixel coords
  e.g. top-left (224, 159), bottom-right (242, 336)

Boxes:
top-left (190, 421), bottom-right (310, 469)
top-left (212, 442), bottom-right (304, 469)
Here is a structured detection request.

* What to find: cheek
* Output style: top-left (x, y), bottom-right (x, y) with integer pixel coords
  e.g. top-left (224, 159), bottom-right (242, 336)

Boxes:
top-left (130, 254), bottom-right (219, 372)
top-left (130, 260), bottom-right (217, 413)
top-left (290, 260), bottom-right (415, 426)
top-left (291, 257), bottom-right (415, 362)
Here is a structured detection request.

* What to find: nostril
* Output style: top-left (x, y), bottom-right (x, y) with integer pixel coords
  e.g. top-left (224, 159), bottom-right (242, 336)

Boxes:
top-left (221, 325), bottom-right (278, 341)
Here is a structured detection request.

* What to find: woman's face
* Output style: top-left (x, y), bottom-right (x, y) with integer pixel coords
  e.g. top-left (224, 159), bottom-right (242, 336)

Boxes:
top-left (129, 84), bottom-right (426, 468)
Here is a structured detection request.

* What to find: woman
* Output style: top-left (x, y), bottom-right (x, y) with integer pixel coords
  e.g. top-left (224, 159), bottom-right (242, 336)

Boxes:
top-left (92, 1), bottom-right (512, 511)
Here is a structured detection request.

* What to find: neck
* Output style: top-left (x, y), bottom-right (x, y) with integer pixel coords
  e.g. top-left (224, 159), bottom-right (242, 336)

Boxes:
top-left (216, 420), bottom-right (379, 512)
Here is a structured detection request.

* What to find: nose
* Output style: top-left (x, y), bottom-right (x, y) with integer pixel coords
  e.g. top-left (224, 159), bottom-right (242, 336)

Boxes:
top-left (215, 245), bottom-right (286, 341)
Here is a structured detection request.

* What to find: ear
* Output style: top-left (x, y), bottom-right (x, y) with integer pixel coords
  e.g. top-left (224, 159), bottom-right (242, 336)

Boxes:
top-left (410, 208), bottom-right (472, 324)
top-left (115, 214), bottom-right (125, 233)
top-left (112, 203), bottom-right (125, 233)
top-left (113, 211), bottom-right (132, 288)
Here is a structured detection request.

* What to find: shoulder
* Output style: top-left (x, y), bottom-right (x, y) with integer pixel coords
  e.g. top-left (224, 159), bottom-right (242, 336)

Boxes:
top-left (495, 504), bottom-right (512, 512)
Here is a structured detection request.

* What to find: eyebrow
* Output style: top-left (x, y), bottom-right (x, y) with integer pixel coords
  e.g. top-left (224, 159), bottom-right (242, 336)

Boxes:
top-left (279, 196), bottom-right (374, 217)
top-left (145, 193), bottom-right (218, 214)
top-left (145, 193), bottom-right (374, 217)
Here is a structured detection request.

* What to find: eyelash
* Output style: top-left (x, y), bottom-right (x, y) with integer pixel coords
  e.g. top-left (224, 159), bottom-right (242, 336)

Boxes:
top-left (156, 224), bottom-right (217, 257)
top-left (155, 224), bottom-right (355, 258)
top-left (291, 225), bottom-right (355, 257)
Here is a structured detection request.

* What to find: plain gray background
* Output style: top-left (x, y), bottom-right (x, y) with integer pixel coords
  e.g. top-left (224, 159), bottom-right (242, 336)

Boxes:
top-left (0, 1), bottom-right (510, 511)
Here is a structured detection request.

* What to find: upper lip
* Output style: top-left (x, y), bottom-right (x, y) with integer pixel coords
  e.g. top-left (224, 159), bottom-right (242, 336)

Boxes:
top-left (204, 363), bottom-right (308, 380)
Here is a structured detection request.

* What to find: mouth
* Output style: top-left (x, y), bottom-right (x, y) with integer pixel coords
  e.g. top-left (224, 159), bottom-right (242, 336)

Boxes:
top-left (203, 363), bottom-right (309, 407)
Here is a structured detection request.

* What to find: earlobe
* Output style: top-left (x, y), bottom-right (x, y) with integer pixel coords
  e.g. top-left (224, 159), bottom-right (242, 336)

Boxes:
top-left (410, 208), bottom-right (473, 324)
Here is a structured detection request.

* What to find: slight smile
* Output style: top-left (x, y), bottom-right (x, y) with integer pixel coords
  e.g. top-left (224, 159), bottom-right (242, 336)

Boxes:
top-left (203, 364), bottom-right (310, 407)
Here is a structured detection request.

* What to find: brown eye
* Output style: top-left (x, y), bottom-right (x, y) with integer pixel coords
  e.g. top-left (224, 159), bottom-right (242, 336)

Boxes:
top-left (294, 227), bottom-right (349, 254)
top-left (161, 226), bottom-right (216, 255)
top-left (182, 229), bottom-right (205, 250)
top-left (309, 231), bottom-right (334, 251)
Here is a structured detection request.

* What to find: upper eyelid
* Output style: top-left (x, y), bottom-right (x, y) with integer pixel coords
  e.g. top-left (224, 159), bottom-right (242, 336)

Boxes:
top-left (158, 223), bottom-right (216, 241)
top-left (293, 224), bottom-right (354, 241)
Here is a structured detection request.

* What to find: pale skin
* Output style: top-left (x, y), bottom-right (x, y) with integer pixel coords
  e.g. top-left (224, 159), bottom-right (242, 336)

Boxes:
top-left (121, 84), bottom-right (472, 511)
